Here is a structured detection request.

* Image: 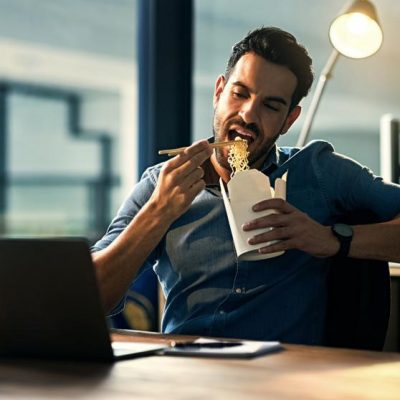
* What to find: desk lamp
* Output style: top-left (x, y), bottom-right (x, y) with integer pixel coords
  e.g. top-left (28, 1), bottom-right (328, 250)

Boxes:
top-left (296, 0), bottom-right (383, 147)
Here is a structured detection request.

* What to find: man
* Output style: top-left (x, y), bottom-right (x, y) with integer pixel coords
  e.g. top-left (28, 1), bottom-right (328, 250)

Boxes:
top-left (92, 27), bottom-right (400, 345)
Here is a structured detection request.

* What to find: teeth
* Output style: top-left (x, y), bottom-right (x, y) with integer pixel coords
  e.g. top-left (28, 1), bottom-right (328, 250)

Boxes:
top-left (232, 128), bottom-right (253, 139)
top-left (232, 132), bottom-right (252, 142)
top-left (228, 128), bottom-right (254, 145)
top-left (236, 130), bottom-right (250, 137)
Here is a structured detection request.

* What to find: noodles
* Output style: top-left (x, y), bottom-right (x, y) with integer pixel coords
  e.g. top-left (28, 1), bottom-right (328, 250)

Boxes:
top-left (228, 137), bottom-right (249, 177)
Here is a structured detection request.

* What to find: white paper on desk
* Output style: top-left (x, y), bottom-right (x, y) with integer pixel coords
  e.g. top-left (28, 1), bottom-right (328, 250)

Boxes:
top-left (220, 169), bottom-right (288, 261)
top-left (111, 341), bottom-right (168, 358)
top-left (162, 338), bottom-right (282, 359)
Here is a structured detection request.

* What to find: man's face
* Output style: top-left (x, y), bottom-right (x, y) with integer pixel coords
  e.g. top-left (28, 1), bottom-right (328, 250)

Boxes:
top-left (213, 52), bottom-right (301, 170)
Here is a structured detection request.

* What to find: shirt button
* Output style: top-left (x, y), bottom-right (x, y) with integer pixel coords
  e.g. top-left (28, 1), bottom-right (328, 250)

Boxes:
top-left (235, 288), bottom-right (242, 294)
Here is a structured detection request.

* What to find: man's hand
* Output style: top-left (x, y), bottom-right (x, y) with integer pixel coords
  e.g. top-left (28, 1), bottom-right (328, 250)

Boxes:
top-left (242, 198), bottom-right (340, 258)
top-left (149, 140), bottom-right (213, 223)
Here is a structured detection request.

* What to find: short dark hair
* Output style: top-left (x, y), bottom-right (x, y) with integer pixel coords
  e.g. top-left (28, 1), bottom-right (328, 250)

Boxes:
top-left (225, 27), bottom-right (314, 110)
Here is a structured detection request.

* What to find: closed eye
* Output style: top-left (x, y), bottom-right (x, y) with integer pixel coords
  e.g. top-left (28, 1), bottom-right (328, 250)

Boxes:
top-left (233, 91), bottom-right (246, 99)
top-left (263, 96), bottom-right (287, 112)
top-left (265, 103), bottom-right (279, 111)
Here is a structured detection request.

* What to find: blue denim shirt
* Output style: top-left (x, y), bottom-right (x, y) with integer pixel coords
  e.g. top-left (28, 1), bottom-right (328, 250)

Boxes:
top-left (92, 140), bottom-right (400, 345)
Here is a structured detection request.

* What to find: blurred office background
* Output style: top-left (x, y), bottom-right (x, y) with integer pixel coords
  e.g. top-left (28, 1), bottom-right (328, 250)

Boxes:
top-left (0, 0), bottom-right (398, 333)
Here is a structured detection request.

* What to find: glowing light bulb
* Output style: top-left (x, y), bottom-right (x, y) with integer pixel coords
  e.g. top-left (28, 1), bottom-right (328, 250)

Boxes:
top-left (329, 11), bottom-right (382, 58)
top-left (347, 13), bottom-right (370, 34)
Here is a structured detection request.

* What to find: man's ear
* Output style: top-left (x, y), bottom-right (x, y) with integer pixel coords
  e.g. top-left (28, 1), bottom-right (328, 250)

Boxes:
top-left (281, 105), bottom-right (301, 135)
top-left (213, 75), bottom-right (226, 109)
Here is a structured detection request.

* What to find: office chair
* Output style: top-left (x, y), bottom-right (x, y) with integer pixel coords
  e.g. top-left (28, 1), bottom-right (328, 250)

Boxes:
top-left (325, 256), bottom-right (390, 351)
top-left (109, 267), bottom-right (159, 332)
top-left (324, 210), bottom-right (392, 351)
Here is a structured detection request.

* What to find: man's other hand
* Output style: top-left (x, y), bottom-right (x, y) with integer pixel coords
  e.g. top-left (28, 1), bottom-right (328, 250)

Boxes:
top-left (242, 198), bottom-right (340, 258)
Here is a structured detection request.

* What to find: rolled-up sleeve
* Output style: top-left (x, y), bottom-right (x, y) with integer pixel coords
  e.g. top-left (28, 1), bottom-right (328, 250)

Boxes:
top-left (312, 142), bottom-right (400, 221)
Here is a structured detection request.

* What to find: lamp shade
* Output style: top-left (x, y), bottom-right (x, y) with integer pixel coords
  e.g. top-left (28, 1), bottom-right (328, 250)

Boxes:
top-left (329, 0), bottom-right (383, 59)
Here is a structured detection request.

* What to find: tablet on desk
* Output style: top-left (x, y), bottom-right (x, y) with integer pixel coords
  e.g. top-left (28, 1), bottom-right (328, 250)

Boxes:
top-left (163, 337), bottom-right (282, 358)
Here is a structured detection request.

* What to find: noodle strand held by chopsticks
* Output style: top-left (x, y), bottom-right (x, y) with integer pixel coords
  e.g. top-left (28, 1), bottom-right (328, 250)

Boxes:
top-left (228, 137), bottom-right (249, 178)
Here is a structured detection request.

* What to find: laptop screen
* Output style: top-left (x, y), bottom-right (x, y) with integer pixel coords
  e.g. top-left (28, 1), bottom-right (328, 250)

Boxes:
top-left (0, 238), bottom-right (114, 361)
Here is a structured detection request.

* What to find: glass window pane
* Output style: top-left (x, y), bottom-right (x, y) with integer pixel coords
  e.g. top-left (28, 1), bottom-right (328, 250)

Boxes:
top-left (0, 0), bottom-right (138, 241)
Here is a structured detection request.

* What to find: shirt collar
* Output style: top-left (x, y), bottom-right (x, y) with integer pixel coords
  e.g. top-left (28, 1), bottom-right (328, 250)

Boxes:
top-left (260, 144), bottom-right (280, 173)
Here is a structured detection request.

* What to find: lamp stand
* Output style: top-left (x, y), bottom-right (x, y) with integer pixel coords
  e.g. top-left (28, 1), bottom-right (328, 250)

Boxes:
top-left (296, 49), bottom-right (341, 147)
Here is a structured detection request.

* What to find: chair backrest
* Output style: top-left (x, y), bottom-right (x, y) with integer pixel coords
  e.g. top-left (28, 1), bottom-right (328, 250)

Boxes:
top-left (325, 257), bottom-right (390, 351)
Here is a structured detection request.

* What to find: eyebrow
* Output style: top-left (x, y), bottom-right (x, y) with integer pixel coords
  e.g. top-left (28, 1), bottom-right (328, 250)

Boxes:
top-left (232, 81), bottom-right (288, 107)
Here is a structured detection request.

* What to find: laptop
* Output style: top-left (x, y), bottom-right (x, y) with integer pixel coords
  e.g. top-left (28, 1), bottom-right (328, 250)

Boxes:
top-left (0, 238), bottom-right (166, 362)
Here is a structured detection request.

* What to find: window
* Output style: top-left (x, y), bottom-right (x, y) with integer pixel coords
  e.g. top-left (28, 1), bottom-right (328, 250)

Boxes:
top-left (0, 0), bottom-right (138, 241)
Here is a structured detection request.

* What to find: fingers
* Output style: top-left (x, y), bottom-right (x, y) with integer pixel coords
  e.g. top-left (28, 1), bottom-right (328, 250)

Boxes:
top-left (165, 140), bottom-right (212, 174)
top-left (256, 226), bottom-right (337, 258)
top-left (252, 198), bottom-right (295, 213)
top-left (243, 210), bottom-right (296, 231)
top-left (152, 140), bottom-right (211, 222)
top-left (243, 203), bottom-right (335, 258)
top-left (178, 166), bottom-right (205, 191)
top-left (243, 205), bottom-right (307, 247)
top-left (242, 199), bottom-right (302, 254)
top-left (160, 140), bottom-right (211, 192)
top-left (185, 177), bottom-right (206, 199)
top-left (248, 225), bottom-right (290, 245)
top-left (256, 239), bottom-right (292, 255)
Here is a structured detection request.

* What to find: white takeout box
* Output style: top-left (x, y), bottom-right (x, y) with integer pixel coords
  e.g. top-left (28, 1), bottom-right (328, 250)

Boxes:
top-left (220, 169), bottom-right (287, 261)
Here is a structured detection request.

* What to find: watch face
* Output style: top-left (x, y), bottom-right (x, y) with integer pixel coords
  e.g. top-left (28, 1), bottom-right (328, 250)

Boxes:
top-left (334, 223), bottom-right (353, 238)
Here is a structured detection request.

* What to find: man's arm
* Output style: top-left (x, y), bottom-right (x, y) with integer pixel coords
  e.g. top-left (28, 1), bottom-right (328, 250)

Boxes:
top-left (93, 140), bottom-right (212, 312)
top-left (242, 199), bottom-right (400, 262)
top-left (351, 214), bottom-right (400, 261)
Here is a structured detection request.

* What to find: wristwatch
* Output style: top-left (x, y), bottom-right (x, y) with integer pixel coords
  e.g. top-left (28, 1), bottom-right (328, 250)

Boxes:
top-left (331, 223), bottom-right (353, 258)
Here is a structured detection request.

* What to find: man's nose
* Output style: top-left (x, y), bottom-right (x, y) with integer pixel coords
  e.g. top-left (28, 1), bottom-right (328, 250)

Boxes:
top-left (238, 99), bottom-right (258, 124)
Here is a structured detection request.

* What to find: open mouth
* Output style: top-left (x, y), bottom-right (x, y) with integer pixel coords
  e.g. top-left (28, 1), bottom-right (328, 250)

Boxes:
top-left (228, 129), bottom-right (255, 144)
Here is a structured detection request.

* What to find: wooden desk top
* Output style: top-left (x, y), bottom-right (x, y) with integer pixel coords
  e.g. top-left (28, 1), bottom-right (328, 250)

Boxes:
top-left (1, 330), bottom-right (400, 399)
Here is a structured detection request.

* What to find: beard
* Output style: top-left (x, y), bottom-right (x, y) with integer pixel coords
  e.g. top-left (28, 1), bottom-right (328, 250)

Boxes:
top-left (212, 109), bottom-right (281, 171)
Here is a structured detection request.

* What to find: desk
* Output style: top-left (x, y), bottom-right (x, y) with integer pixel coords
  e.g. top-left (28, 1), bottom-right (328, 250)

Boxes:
top-left (1, 331), bottom-right (400, 399)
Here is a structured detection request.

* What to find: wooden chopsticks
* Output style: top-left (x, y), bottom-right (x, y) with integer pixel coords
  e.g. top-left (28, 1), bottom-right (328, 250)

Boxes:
top-left (158, 140), bottom-right (242, 156)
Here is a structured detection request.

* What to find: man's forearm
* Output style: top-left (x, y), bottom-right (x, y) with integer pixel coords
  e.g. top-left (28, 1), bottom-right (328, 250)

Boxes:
top-left (92, 140), bottom-right (213, 313)
top-left (350, 217), bottom-right (400, 262)
top-left (92, 201), bottom-right (173, 312)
